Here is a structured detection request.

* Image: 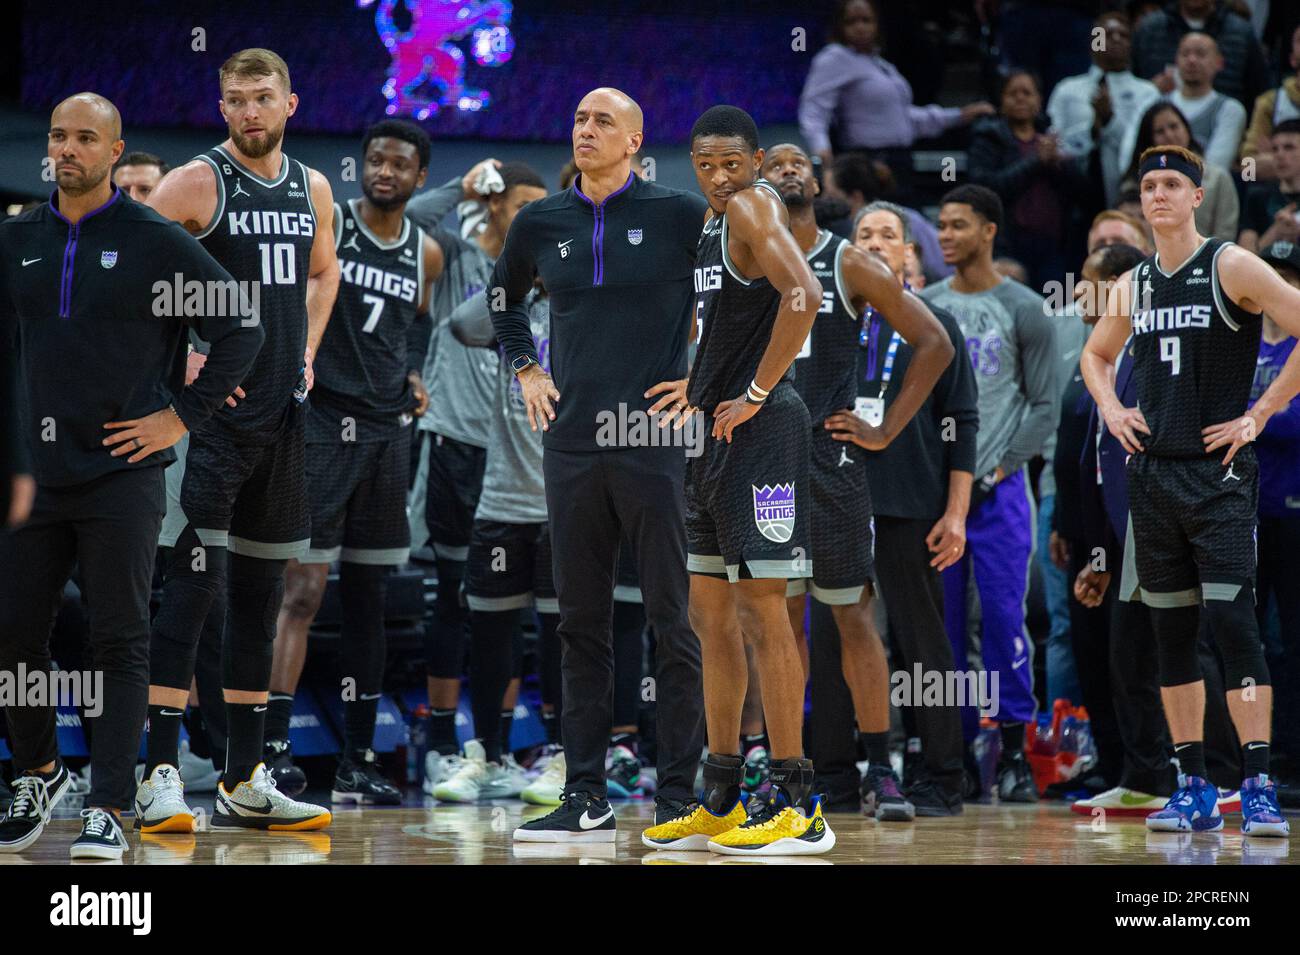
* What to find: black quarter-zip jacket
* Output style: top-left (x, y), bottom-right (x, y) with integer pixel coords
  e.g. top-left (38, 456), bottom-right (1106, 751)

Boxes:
top-left (489, 173), bottom-right (708, 451)
top-left (0, 187), bottom-right (265, 487)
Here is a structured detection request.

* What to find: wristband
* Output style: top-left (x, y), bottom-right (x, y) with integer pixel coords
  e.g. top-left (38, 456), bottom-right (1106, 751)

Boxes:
top-left (744, 387), bottom-right (767, 405)
top-left (749, 378), bottom-right (770, 398)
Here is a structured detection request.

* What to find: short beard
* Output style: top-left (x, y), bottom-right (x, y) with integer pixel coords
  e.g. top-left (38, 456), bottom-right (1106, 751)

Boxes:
top-left (231, 122), bottom-right (285, 159)
top-left (363, 183), bottom-right (415, 210)
top-left (58, 162), bottom-right (110, 198)
top-left (781, 188), bottom-right (812, 209)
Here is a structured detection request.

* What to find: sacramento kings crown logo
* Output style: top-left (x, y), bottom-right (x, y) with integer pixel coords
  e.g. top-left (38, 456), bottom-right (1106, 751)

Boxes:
top-left (753, 484), bottom-right (796, 543)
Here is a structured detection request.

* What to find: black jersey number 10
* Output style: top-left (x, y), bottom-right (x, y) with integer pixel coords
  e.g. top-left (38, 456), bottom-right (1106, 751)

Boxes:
top-left (259, 242), bottom-right (297, 286)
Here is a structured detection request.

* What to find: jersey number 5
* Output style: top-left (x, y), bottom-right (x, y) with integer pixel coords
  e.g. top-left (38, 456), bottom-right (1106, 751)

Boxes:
top-left (1159, 336), bottom-right (1180, 376)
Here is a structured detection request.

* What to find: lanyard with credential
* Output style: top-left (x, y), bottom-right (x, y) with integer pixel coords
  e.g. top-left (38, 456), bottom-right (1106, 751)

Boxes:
top-left (875, 330), bottom-right (903, 400)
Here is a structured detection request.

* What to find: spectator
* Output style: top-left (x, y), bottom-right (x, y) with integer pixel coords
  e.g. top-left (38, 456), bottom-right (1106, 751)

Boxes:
top-left (1252, 241), bottom-right (1300, 774)
top-left (1048, 11), bottom-right (1162, 206)
top-left (1240, 24), bottom-right (1300, 181)
top-left (1121, 101), bottom-right (1240, 240)
top-left (828, 152), bottom-right (952, 280)
top-left (1087, 208), bottom-right (1154, 252)
top-left (968, 70), bottom-right (1093, 293)
top-left (1238, 117), bottom-right (1300, 250)
top-left (1167, 32), bottom-right (1248, 171)
top-left (1130, 0), bottom-right (1272, 108)
top-left (991, 0), bottom-right (1099, 98)
top-left (799, 0), bottom-right (993, 203)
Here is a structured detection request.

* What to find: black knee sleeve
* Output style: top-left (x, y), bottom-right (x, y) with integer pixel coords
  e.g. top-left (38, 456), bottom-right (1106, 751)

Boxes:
top-left (340, 562), bottom-right (388, 697)
top-left (150, 525), bottom-right (228, 690)
top-left (1151, 604), bottom-right (1202, 687)
top-left (425, 558), bottom-right (468, 679)
top-left (222, 554), bottom-right (286, 692)
top-left (1202, 583), bottom-right (1270, 692)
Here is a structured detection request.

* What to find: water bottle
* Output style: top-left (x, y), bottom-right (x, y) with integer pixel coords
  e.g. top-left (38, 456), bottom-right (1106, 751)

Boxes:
top-left (407, 704), bottom-right (429, 785)
top-left (292, 367), bottom-right (309, 404)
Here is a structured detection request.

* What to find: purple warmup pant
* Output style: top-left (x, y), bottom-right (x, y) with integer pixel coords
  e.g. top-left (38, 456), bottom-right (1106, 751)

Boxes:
top-left (943, 469), bottom-right (1037, 741)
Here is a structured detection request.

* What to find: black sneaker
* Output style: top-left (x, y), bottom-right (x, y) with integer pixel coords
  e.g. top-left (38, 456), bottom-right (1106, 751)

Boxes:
top-left (513, 791), bottom-right (615, 843)
top-left (906, 778), bottom-right (964, 817)
top-left (264, 738), bottom-right (307, 797)
top-left (653, 794), bottom-right (694, 826)
top-left (0, 763), bottom-right (71, 853)
top-left (70, 807), bottom-right (129, 861)
top-left (0, 778), bottom-right (11, 812)
top-left (997, 753), bottom-right (1039, 803)
top-left (332, 750), bottom-right (402, 806)
top-left (861, 763), bottom-right (915, 821)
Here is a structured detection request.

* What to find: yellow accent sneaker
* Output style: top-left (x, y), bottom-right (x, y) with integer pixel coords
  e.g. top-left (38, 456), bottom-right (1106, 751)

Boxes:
top-left (641, 800), bottom-right (748, 851)
top-left (707, 798), bottom-right (835, 856)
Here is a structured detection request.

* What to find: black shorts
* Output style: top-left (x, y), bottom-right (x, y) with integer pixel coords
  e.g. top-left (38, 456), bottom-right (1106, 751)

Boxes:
top-left (464, 519), bottom-right (557, 613)
top-left (786, 428), bottom-right (874, 605)
top-left (686, 382), bottom-right (811, 582)
top-left (423, 432), bottom-right (487, 561)
top-left (303, 431), bottom-right (411, 565)
top-left (180, 412), bottom-right (310, 559)
top-left (1127, 451), bottom-right (1258, 605)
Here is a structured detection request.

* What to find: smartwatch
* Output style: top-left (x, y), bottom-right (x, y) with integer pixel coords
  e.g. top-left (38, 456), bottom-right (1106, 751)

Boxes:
top-left (511, 354), bottom-right (538, 375)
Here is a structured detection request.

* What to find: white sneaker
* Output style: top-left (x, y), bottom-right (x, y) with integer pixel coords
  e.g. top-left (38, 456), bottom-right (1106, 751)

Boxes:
top-left (179, 740), bottom-right (221, 793)
top-left (134, 764), bottom-right (195, 833)
top-left (70, 808), bottom-right (130, 861)
top-left (1069, 786), bottom-right (1167, 816)
top-left (423, 750), bottom-right (462, 797)
top-left (481, 754), bottom-right (527, 800)
top-left (212, 763), bottom-right (332, 830)
top-left (522, 750), bottom-right (566, 806)
top-left (433, 741), bottom-right (490, 803)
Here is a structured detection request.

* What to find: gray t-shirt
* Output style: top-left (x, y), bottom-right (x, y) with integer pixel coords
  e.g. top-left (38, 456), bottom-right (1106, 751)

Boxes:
top-left (920, 276), bottom-right (1058, 480)
top-left (418, 228), bottom-right (499, 447)
top-left (476, 290), bottom-right (551, 524)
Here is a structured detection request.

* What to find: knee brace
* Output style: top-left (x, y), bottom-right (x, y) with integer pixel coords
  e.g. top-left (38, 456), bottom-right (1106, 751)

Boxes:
top-left (222, 554), bottom-right (286, 691)
top-left (425, 558), bottom-right (468, 679)
top-left (1150, 603), bottom-right (1201, 688)
top-left (150, 524), bottom-right (228, 690)
top-left (1201, 582), bottom-right (1270, 692)
top-left (339, 562), bottom-right (388, 697)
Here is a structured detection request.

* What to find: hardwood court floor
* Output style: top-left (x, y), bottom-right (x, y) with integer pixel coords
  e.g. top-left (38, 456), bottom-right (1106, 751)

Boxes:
top-left (3, 796), bottom-right (1294, 865)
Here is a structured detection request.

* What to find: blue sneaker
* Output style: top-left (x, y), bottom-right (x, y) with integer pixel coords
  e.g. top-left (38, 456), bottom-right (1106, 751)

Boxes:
top-left (1240, 775), bottom-right (1290, 838)
top-left (1145, 774), bottom-right (1223, 832)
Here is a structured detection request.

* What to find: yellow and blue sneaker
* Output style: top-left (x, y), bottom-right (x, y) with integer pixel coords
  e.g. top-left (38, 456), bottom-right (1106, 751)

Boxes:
top-left (642, 796), bottom-right (747, 851)
top-left (707, 795), bottom-right (835, 856)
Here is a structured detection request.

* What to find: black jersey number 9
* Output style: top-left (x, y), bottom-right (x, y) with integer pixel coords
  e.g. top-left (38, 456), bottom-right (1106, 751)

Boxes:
top-left (258, 242), bottom-right (297, 285)
top-left (1159, 335), bottom-right (1181, 376)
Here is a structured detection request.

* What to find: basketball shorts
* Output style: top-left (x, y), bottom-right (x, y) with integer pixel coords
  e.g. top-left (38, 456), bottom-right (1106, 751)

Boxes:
top-left (464, 519), bottom-right (557, 614)
top-left (179, 410), bottom-right (310, 559)
top-left (421, 432), bottom-right (487, 561)
top-left (786, 427), bottom-right (874, 604)
top-left (686, 381), bottom-right (811, 582)
top-left (302, 429), bottom-right (411, 566)
top-left (1127, 451), bottom-right (1258, 606)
